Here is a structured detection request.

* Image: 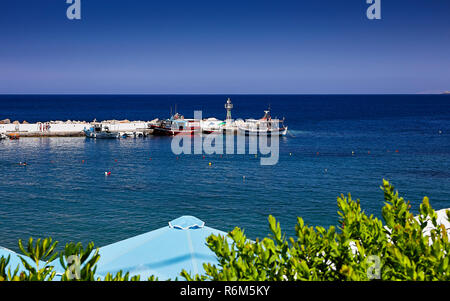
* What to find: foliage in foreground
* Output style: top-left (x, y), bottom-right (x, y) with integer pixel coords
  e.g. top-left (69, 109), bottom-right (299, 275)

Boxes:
top-left (1, 180), bottom-right (449, 281)
top-left (0, 238), bottom-right (155, 281)
top-left (182, 180), bottom-right (450, 281)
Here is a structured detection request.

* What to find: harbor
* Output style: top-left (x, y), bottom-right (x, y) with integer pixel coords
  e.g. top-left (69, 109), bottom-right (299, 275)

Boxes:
top-left (1, 94), bottom-right (450, 283)
top-left (1, 94), bottom-right (449, 245)
top-left (0, 98), bottom-right (288, 139)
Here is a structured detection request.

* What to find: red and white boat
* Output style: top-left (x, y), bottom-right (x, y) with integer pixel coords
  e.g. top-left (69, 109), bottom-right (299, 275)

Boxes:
top-left (152, 113), bottom-right (201, 136)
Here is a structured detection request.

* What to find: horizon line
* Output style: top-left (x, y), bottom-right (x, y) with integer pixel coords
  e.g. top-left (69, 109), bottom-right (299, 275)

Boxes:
top-left (0, 92), bottom-right (449, 96)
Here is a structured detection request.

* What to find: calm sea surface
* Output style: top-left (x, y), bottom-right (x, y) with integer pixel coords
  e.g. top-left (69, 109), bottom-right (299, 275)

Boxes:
top-left (1, 95), bottom-right (450, 251)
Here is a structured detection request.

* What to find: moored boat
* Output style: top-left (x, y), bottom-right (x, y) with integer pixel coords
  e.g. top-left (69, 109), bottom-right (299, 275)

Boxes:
top-left (8, 133), bottom-right (20, 140)
top-left (152, 113), bottom-right (200, 136)
top-left (83, 124), bottom-right (120, 139)
top-left (201, 118), bottom-right (226, 134)
top-left (237, 108), bottom-right (288, 136)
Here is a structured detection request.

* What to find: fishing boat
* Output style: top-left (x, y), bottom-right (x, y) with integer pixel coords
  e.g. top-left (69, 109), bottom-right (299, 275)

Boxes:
top-left (83, 124), bottom-right (120, 139)
top-left (237, 108), bottom-right (288, 136)
top-left (152, 113), bottom-right (200, 136)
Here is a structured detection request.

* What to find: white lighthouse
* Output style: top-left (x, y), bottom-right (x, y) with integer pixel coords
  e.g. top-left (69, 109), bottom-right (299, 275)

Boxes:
top-left (225, 97), bottom-right (233, 127)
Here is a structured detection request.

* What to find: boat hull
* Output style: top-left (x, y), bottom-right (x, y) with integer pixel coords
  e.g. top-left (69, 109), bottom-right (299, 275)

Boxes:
top-left (84, 131), bottom-right (120, 139)
top-left (202, 129), bottom-right (223, 134)
top-left (152, 126), bottom-right (199, 136)
top-left (238, 127), bottom-right (288, 136)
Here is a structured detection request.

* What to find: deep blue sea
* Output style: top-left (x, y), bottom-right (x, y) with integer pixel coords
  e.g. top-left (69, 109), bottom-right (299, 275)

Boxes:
top-left (1, 95), bottom-right (450, 252)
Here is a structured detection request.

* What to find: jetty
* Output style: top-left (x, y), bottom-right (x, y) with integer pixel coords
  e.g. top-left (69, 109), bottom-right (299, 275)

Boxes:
top-left (0, 119), bottom-right (159, 138)
top-left (0, 98), bottom-right (287, 138)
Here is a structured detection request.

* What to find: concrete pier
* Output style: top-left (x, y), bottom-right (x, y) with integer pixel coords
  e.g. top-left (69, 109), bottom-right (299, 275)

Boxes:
top-left (0, 120), bottom-right (157, 138)
top-left (0, 117), bottom-right (247, 138)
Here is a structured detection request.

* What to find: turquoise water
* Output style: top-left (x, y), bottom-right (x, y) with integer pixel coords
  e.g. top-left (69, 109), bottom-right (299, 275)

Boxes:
top-left (1, 95), bottom-right (450, 251)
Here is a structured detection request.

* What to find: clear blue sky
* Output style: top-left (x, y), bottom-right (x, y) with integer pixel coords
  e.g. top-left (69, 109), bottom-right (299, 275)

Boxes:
top-left (0, 0), bottom-right (449, 94)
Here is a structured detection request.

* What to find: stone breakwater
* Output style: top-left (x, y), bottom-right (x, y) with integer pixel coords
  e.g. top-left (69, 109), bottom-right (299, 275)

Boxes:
top-left (0, 119), bottom-right (158, 137)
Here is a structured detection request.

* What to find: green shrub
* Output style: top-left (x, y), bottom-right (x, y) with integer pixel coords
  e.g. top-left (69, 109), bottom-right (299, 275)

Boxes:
top-left (59, 241), bottom-right (100, 281)
top-left (182, 180), bottom-right (450, 281)
top-left (17, 237), bottom-right (59, 281)
top-left (0, 255), bottom-right (20, 281)
top-left (0, 239), bottom-right (145, 281)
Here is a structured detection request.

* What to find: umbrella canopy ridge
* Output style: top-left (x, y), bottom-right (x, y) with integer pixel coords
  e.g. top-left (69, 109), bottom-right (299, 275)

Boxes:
top-left (94, 216), bottom-right (226, 280)
top-left (1, 216), bottom-right (227, 280)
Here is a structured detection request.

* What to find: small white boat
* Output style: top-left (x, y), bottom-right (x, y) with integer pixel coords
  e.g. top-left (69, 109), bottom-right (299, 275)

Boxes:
top-left (120, 132), bottom-right (134, 138)
top-left (0, 133), bottom-right (7, 140)
top-left (201, 118), bottom-right (226, 134)
top-left (84, 124), bottom-right (119, 139)
top-left (237, 108), bottom-right (288, 136)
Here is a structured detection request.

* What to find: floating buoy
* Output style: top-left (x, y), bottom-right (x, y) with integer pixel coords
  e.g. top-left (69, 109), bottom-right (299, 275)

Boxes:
top-left (395, 150), bottom-right (399, 153)
top-left (105, 171), bottom-right (111, 176)
top-left (439, 130), bottom-right (442, 134)
top-left (324, 168), bottom-right (328, 173)
top-left (243, 176), bottom-right (246, 181)
top-left (289, 152), bottom-right (292, 156)
top-left (115, 159), bottom-right (118, 162)
top-left (149, 157), bottom-right (152, 160)
top-left (209, 162), bottom-right (212, 166)
top-left (176, 156), bottom-right (179, 160)
top-left (202, 155), bottom-right (205, 159)
top-left (82, 160), bottom-right (85, 163)
top-left (352, 151), bottom-right (355, 155)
